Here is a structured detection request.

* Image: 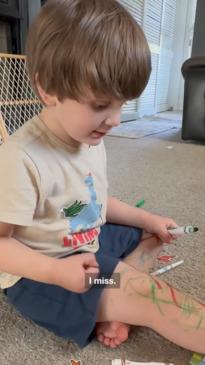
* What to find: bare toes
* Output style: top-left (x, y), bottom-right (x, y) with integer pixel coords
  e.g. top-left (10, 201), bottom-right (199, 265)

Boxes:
top-left (117, 325), bottom-right (129, 342)
top-left (110, 339), bottom-right (117, 348)
top-left (114, 338), bottom-right (121, 346)
top-left (97, 333), bottom-right (104, 343)
top-left (104, 337), bottom-right (111, 347)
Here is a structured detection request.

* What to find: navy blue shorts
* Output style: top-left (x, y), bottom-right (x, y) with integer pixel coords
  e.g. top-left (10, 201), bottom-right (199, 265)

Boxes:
top-left (4, 223), bottom-right (142, 348)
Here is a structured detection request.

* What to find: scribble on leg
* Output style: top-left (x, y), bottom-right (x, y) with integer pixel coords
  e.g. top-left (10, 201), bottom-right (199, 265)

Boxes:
top-left (121, 270), bottom-right (205, 331)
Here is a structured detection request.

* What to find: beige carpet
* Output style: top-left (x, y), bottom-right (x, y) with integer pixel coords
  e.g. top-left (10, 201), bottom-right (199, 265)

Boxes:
top-left (0, 123), bottom-right (205, 365)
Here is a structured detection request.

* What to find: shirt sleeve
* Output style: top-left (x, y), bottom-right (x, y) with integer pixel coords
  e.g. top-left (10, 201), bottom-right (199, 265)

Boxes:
top-left (0, 144), bottom-right (40, 226)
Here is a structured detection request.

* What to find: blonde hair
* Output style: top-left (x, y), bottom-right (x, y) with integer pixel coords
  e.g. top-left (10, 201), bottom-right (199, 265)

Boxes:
top-left (26, 0), bottom-right (151, 102)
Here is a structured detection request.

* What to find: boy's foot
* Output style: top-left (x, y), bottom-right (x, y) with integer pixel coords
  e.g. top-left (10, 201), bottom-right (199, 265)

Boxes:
top-left (95, 321), bottom-right (130, 348)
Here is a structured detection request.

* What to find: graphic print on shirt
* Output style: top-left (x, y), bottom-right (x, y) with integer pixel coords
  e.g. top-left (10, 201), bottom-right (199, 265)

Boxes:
top-left (61, 173), bottom-right (102, 249)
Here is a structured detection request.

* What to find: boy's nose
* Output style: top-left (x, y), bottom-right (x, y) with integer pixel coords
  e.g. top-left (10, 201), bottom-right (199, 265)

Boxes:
top-left (105, 113), bottom-right (121, 128)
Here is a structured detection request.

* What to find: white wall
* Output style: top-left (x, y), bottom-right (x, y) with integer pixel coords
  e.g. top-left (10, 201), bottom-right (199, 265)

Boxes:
top-left (28, 0), bottom-right (41, 25)
top-left (168, 0), bottom-right (197, 111)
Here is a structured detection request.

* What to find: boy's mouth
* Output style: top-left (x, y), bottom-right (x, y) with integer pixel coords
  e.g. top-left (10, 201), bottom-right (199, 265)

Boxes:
top-left (91, 130), bottom-right (107, 138)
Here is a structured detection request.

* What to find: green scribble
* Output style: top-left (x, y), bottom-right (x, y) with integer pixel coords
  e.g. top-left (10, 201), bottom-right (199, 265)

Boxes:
top-left (181, 294), bottom-right (196, 318)
top-left (196, 315), bottom-right (204, 330)
top-left (151, 283), bottom-right (164, 315)
top-left (122, 274), bottom-right (205, 331)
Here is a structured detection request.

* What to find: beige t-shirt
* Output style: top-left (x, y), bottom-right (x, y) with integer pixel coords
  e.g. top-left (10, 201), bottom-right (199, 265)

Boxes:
top-left (0, 116), bottom-right (108, 289)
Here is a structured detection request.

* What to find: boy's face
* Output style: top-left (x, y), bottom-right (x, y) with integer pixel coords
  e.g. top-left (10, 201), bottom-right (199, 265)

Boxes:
top-left (42, 94), bottom-right (124, 146)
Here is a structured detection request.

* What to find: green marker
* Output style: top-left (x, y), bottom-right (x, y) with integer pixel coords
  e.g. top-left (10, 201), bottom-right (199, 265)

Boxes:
top-left (135, 199), bottom-right (145, 208)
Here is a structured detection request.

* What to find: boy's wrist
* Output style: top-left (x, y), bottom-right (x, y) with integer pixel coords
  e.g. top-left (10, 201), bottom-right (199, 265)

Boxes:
top-left (47, 257), bottom-right (63, 286)
top-left (47, 257), bottom-right (75, 290)
top-left (133, 208), bottom-right (154, 229)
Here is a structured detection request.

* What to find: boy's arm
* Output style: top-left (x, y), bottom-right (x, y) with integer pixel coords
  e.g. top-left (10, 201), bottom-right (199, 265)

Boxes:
top-left (0, 222), bottom-right (57, 285)
top-left (106, 196), bottom-right (152, 228)
top-left (0, 222), bottom-right (99, 292)
top-left (106, 196), bottom-right (177, 242)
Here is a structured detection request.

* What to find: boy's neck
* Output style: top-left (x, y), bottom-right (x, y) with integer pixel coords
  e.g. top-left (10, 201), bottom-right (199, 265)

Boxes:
top-left (38, 107), bottom-right (81, 149)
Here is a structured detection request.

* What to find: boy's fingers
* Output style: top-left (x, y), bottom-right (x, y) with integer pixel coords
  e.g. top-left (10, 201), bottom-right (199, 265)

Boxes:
top-left (85, 266), bottom-right (99, 274)
top-left (83, 253), bottom-right (99, 268)
top-left (160, 232), bottom-right (172, 243)
top-left (156, 236), bottom-right (163, 244)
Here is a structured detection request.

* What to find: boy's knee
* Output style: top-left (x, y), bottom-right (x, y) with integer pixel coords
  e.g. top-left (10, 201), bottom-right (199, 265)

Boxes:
top-left (119, 263), bottom-right (153, 299)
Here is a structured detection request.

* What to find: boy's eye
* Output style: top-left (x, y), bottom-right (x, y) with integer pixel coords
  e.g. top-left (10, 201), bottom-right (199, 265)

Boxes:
top-left (93, 104), bottom-right (110, 111)
top-left (90, 100), bottom-right (125, 111)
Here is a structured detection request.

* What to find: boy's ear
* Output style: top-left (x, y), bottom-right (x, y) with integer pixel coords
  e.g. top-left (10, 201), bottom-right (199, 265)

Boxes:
top-left (35, 74), bottom-right (57, 106)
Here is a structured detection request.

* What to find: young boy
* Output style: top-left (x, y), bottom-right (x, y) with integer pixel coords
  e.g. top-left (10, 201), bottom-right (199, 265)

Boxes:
top-left (0, 0), bottom-right (204, 353)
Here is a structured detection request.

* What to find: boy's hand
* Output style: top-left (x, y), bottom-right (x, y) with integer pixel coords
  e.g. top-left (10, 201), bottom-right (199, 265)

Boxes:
top-left (144, 213), bottom-right (178, 243)
top-left (52, 253), bottom-right (99, 293)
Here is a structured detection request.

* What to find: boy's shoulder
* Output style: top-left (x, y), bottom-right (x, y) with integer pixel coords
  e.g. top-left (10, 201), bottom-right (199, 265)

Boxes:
top-left (0, 115), bottom-right (55, 163)
top-left (5, 115), bottom-right (43, 150)
top-left (0, 116), bottom-right (50, 178)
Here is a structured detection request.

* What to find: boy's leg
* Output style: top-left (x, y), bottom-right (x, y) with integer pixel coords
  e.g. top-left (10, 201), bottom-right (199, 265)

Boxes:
top-left (96, 233), bottom-right (163, 347)
top-left (96, 260), bottom-right (205, 353)
top-left (122, 232), bottom-right (163, 272)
